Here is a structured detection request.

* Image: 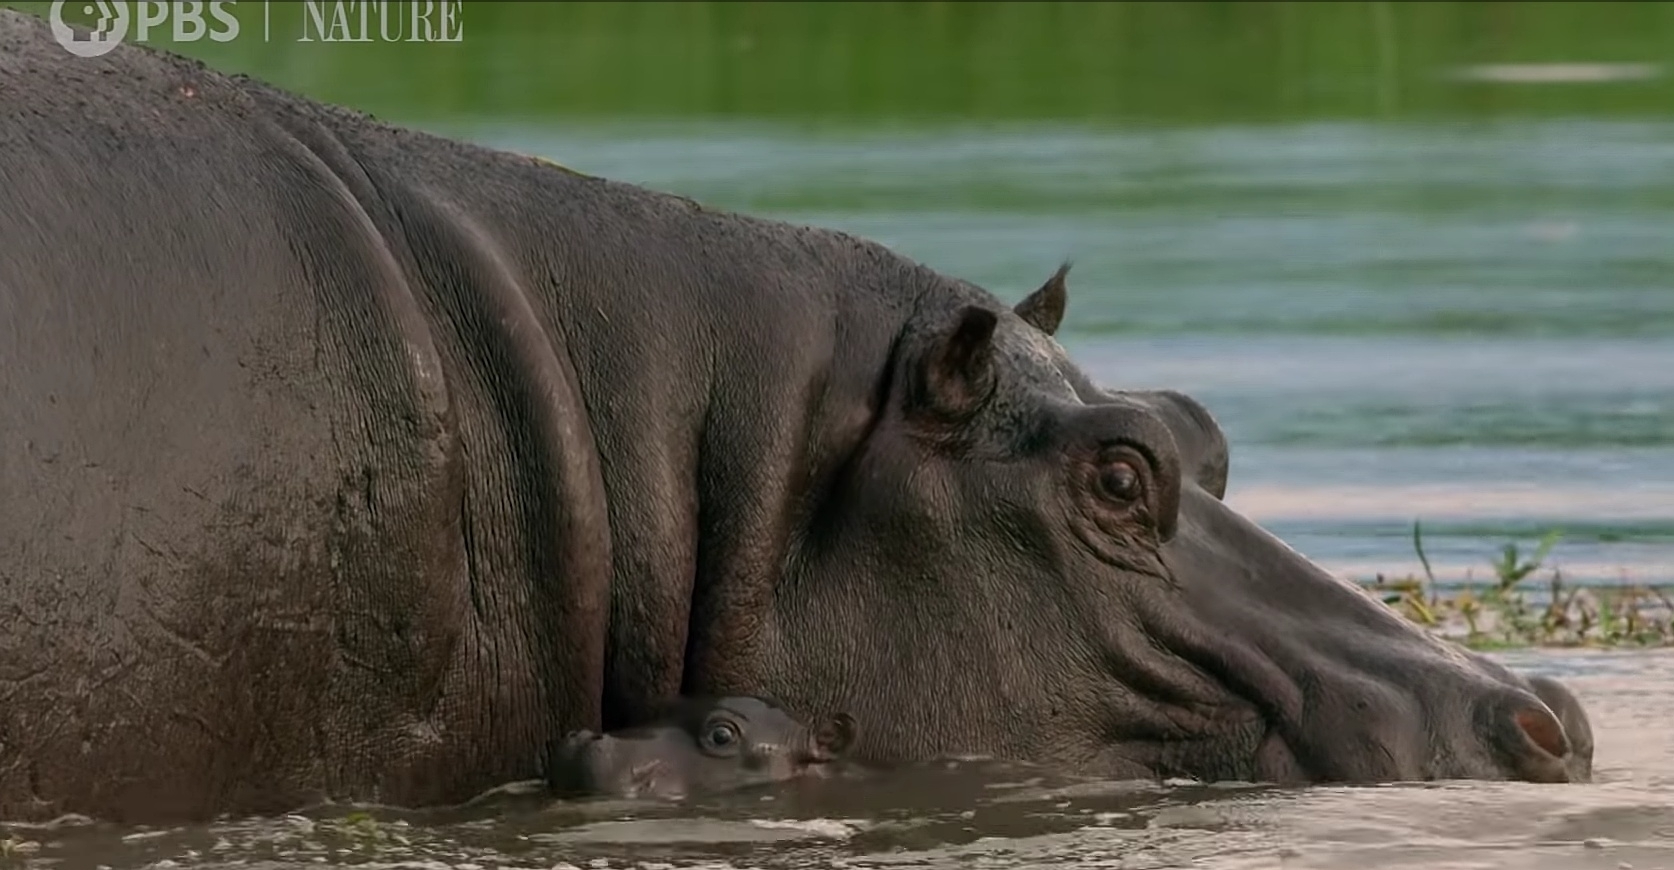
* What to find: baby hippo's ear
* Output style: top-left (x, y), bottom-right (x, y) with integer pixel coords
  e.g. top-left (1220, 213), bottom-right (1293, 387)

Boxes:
top-left (815, 712), bottom-right (858, 756)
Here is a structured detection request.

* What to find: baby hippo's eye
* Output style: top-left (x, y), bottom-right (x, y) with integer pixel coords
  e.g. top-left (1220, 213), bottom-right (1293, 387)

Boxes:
top-left (700, 720), bottom-right (742, 755)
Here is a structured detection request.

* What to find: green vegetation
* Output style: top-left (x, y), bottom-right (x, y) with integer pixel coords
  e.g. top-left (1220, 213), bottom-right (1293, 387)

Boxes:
top-left (1374, 522), bottom-right (1674, 650)
top-left (10, 1), bottom-right (1674, 126)
top-left (314, 810), bottom-right (413, 854)
top-left (0, 834), bottom-right (39, 866)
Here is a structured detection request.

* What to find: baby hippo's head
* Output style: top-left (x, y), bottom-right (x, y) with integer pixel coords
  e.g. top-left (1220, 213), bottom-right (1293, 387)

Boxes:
top-left (548, 696), bottom-right (858, 800)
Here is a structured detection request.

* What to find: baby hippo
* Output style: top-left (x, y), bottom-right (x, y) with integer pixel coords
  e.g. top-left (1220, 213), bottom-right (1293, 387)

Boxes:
top-left (548, 696), bottom-right (858, 800)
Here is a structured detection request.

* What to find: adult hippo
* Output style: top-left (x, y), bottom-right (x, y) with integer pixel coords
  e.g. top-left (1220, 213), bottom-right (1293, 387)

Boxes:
top-left (0, 9), bottom-right (1591, 824)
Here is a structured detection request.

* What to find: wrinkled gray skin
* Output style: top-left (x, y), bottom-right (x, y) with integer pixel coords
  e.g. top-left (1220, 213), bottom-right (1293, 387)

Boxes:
top-left (0, 11), bottom-right (1591, 824)
top-left (548, 696), bottom-right (857, 800)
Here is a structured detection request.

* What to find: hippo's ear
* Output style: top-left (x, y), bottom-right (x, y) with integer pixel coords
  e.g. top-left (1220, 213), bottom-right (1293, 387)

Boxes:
top-left (815, 712), bottom-right (858, 756)
top-left (912, 305), bottom-right (999, 422)
top-left (1013, 262), bottom-right (1070, 336)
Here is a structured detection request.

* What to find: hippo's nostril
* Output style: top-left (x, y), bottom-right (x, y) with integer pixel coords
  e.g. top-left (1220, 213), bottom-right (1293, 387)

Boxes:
top-left (1481, 692), bottom-right (1572, 784)
top-left (1513, 705), bottom-right (1569, 760)
top-left (1526, 674), bottom-right (1594, 783)
top-left (553, 730), bottom-right (606, 768)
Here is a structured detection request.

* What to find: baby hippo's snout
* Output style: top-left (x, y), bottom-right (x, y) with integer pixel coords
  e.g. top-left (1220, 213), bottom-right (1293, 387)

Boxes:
top-left (551, 729), bottom-right (676, 798)
top-left (558, 729), bottom-right (601, 751)
top-left (547, 696), bottom-right (858, 800)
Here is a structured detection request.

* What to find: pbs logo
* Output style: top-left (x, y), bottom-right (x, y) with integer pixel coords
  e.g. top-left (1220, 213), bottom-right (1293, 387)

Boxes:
top-left (50, 1), bottom-right (240, 58)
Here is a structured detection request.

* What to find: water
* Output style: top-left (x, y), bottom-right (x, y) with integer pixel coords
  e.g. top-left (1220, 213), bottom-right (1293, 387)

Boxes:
top-left (3, 650), bottom-right (1670, 870)
top-left (6, 2), bottom-right (1674, 866)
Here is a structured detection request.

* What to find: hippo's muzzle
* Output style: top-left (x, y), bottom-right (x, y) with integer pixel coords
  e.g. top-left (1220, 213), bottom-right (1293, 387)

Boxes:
top-left (550, 729), bottom-right (682, 799)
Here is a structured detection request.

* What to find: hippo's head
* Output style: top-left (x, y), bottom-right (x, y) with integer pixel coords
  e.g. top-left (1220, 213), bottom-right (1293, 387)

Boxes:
top-left (548, 696), bottom-right (858, 800)
top-left (747, 264), bottom-right (1593, 787)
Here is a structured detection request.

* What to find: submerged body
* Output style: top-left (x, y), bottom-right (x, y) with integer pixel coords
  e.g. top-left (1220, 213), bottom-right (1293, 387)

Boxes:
top-left (0, 9), bottom-right (1591, 824)
top-left (549, 696), bottom-right (856, 800)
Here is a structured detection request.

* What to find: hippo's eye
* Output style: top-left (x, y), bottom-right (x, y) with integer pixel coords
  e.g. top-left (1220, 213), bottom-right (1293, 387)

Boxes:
top-left (700, 720), bottom-right (742, 755)
top-left (1096, 460), bottom-right (1143, 504)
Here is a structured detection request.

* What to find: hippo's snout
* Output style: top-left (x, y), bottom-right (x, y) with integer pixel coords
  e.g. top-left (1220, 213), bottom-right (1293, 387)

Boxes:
top-left (1478, 687), bottom-right (1576, 784)
top-left (1527, 674), bottom-right (1595, 782)
top-left (548, 730), bottom-right (685, 799)
top-left (559, 729), bottom-right (602, 749)
top-left (548, 729), bottom-right (620, 795)
top-left (555, 730), bottom-right (613, 764)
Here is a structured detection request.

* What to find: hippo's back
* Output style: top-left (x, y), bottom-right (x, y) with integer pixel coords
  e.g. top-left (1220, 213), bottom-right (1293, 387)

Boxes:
top-left (0, 9), bottom-right (563, 821)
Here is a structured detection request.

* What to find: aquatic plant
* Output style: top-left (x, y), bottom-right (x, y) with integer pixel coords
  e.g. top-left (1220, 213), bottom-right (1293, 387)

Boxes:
top-left (1372, 521), bottom-right (1674, 650)
top-left (316, 810), bottom-right (411, 854)
top-left (0, 834), bottom-right (39, 866)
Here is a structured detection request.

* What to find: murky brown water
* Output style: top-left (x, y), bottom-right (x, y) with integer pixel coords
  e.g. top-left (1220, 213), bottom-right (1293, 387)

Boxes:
top-left (4, 649), bottom-right (1669, 870)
